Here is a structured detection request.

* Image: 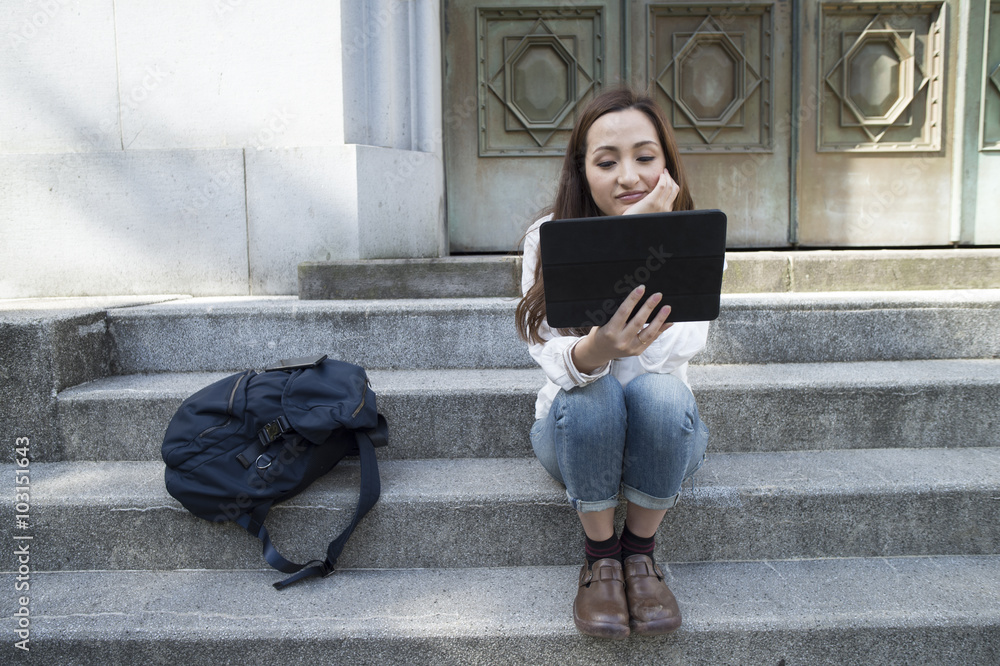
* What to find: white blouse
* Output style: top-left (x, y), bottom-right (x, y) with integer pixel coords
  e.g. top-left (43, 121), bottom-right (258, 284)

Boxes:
top-left (521, 215), bottom-right (714, 420)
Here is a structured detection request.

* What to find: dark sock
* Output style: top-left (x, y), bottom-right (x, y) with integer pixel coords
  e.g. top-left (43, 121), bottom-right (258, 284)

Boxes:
top-left (620, 525), bottom-right (655, 563)
top-left (584, 533), bottom-right (621, 565)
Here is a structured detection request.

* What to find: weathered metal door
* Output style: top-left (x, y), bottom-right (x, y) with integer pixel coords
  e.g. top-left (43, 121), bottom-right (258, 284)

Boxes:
top-left (443, 1), bottom-right (968, 251)
top-left (443, 2), bottom-right (623, 252)
top-left (796, 0), bottom-right (953, 245)
top-left (630, 0), bottom-right (793, 246)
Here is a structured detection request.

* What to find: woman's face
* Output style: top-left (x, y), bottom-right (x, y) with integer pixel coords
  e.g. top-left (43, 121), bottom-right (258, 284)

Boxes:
top-left (583, 108), bottom-right (667, 216)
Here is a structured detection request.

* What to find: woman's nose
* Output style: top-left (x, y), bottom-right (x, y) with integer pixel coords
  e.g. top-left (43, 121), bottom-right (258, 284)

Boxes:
top-left (618, 164), bottom-right (639, 187)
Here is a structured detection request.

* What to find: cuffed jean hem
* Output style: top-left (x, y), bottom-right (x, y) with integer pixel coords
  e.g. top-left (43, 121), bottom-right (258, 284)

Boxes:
top-left (567, 492), bottom-right (620, 514)
top-left (622, 448), bottom-right (706, 510)
top-left (622, 484), bottom-right (681, 511)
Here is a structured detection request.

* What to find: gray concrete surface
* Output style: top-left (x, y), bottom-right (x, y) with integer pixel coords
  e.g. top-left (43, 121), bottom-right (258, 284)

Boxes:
top-left (3, 556), bottom-right (997, 665)
top-left (299, 255), bottom-right (522, 299)
top-left (3, 284), bottom-right (1000, 663)
top-left (296, 248), bottom-right (1000, 299)
top-left (4, 447), bottom-right (998, 571)
top-left (53, 359), bottom-right (1000, 462)
top-left (103, 291), bottom-right (1000, 375)
top-left (0, 296), bottom-right (187, 460)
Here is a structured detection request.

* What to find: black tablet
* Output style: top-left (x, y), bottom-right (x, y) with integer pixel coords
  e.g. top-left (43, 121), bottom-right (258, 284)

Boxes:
top-left (539, 209), bottom-right (727, 328)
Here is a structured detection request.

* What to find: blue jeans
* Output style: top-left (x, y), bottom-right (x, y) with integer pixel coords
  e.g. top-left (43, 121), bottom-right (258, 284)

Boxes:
top-left (530, 373), bottom-right (709, 513)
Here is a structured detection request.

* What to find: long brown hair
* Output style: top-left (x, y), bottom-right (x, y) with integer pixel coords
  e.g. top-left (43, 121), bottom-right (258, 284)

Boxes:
top-left (515, 87), bottom-right (694, 344)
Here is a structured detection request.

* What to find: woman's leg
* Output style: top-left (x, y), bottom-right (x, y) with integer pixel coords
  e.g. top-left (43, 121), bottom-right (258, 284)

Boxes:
top-left (578, 508), bottom-right (616, 541)
top-left (530, 374), bottom-right (628, 518)
top-left (617, 372), bottom-right (710, 636)
top-left (529, 374), bottom-right (631, 638)
top-left (620, 372), bottom-right (709, 514)
top-left (623, 505), bottom-right (667, 539)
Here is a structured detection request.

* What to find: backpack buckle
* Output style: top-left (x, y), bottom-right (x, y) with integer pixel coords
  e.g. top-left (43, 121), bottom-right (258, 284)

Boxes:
top-left (257, 416), bottom-right (291, 446)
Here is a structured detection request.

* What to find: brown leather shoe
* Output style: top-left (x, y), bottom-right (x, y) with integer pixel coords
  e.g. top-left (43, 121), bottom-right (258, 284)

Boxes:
top-left (572, 558), bottom-right (630, 639)
top-left (623, 554), bottom-right (682, 635)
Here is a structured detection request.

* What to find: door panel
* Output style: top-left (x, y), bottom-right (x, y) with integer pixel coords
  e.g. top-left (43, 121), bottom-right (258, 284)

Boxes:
top-left (796, 1), bottom-right (953, 245)
top-left (633, 1), bottom-right (793, 246)
top-left (444, 2), bottom-right (622, 252)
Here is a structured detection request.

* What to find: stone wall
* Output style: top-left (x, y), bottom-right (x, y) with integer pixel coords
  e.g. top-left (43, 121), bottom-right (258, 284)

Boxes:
top-left (0, 0), bottom-right (446, 298)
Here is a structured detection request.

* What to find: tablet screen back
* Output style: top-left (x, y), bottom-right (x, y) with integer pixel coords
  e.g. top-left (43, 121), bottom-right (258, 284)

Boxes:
top-left (539, 210), bottom-right (727, 328)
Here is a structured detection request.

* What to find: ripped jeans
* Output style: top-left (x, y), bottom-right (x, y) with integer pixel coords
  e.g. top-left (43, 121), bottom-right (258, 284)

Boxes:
top-left (529, 373), bottom-right (709, 513)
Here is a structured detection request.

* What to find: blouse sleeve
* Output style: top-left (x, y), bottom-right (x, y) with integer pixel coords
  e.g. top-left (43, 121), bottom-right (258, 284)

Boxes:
top-left (522, 219), bottom-right (611, 390)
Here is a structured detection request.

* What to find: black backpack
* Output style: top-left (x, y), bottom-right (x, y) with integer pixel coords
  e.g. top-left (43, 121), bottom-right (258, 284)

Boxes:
top-left (161, 355), bottom-right (387, 589)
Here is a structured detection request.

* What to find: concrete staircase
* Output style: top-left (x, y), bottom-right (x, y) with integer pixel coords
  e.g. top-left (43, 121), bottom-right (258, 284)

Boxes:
top-left (2, 252), bottom-right (1000, 664)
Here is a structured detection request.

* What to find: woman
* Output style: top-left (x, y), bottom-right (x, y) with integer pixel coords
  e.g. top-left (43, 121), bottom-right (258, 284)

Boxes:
top-left (515, 88), bottom-right (711, 639)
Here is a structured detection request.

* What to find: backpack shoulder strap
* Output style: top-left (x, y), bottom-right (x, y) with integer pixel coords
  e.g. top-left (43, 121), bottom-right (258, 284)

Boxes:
top-left (237, 414), bottom-right (387, 590)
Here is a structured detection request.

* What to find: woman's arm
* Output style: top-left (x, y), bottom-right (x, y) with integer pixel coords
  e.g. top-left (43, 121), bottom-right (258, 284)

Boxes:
top-left (522, 219), bottom-right (613, 389)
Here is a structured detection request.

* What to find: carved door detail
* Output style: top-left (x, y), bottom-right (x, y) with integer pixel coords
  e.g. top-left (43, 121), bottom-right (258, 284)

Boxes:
top-left (637, 1), bottom-right (791, 246)
top-left (818, 4), bottom-right (945, 151)
top-left (797, 1), bottom-right (954, 246)
top-left (647, 5), bottom-right (774, 152)
top-left (443, 1), bottom-right (978, 251)
top-left (477, 9), bottom-right (604, 157)
top-left (445, 2), bottom-right (621, 252)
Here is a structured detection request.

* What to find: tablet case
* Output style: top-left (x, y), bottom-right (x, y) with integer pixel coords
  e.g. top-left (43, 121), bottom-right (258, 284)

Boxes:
top-left (539, 209), bottom-right (727, 328)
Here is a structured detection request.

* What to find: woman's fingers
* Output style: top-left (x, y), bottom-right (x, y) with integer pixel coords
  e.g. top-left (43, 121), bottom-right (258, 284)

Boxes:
top-left (662, 170), bottom-right (679, 212)
top-left (624, 169), bottom-right (679, 215)
top-left (608, 285), bottom-right (647, 327)
top-left (626, 291), bottom-right (663, 334)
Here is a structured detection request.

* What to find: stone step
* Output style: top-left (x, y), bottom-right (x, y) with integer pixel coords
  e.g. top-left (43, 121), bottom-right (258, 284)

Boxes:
top-left (105, 291), bottom-right (1000, 374)
top-left (7, 290), bottom-right (999, 454)
top-left (298, 248), bottom-right (1000, 299)
top-left (53, 359), bottom-right (1000, 462)
top-left (298, 255), bottom-right (522, 299)
top-left (6, 448), bottom-right (999, 572)
top-left (6, 556), bottom-right (998, 664)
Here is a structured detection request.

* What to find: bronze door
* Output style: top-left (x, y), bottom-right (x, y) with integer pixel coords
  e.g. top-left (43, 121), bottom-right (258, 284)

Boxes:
top-left (443, 1), bottom-right (971, 251)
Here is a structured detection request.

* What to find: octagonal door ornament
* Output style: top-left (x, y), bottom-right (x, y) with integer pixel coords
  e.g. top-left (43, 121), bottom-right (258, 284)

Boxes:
top-left (647, 4), bottom-right (774, 153)
top-left (818, 3), bottom-right (944, 152)
top-left (477, 8), bottom-right (603, 157)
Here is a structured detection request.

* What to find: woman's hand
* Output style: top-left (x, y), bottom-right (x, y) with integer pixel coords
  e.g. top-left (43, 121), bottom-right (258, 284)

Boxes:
top-left (623, 168), bottom-right (679, 216)
top-left (571, 285), bottom-right (674, 374)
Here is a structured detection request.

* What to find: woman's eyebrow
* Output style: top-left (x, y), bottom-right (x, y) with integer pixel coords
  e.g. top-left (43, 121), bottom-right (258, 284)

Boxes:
top-left (590, 140), bottom-right (659, 154)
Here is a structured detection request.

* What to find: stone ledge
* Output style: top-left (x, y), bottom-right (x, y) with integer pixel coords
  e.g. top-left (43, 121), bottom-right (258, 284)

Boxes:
top-left (52, 360), bottom-right (1000, 462)
top-left (299, 255), bottom-right (521, 299)
top-left (300, 249), bottom-right (1000, 299)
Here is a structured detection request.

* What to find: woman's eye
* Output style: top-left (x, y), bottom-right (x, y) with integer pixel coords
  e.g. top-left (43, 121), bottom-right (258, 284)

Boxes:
top-left (597, 161), bottom-right (615, 168)
top-left (637, 156), bottom-right (656, 163)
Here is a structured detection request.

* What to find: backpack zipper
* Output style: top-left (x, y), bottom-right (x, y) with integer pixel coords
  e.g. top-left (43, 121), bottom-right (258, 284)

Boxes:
top-left (197, 371), bottom-right (251, 438)
top-left (351, 379), bottom-right (370, 418)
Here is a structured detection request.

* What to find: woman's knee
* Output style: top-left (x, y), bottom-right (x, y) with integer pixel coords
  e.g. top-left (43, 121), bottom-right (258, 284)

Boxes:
top-left (552, 374), bottom-right (627, 423)
top-left (623, 373), bottom-right (700, 433)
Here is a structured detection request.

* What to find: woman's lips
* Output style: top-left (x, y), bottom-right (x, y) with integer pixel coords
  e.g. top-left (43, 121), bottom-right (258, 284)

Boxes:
top-left (616, 191), bottom-right (646, 203)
